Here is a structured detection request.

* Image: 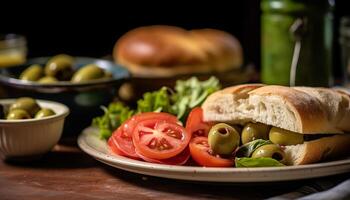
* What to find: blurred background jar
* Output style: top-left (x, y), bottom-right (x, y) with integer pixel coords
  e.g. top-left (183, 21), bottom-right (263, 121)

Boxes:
top-left (0, 34), bottom-right (27, 68)
top-left (340, 16), bottom-right (350, 87)
top-left (261, 0), bottom-right (334, 86)
top-left (0, 34), bottom-right (27, 97)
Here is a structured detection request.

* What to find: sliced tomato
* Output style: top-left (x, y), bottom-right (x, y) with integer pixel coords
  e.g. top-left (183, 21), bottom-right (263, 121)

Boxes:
top-left (110, 112), bottom-right (180, 159)
top-left (124, 112), bottom-right (179, 137)
top-left (186, 107), bottom-right (214, 138)
top-left (189, 137), bottom-right (233, 167)
top-left (108, 135), bottom-right (126, 156)
top-left (133, 119), bottom-right (191, 160)
top-left (136, 148), bottom-right (190, 165)
top-left (111, 119), bottom-right (140, 159)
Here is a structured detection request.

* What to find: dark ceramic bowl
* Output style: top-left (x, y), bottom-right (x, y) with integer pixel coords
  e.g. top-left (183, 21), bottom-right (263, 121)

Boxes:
top-left (0, 57), bottom-right (130, 137)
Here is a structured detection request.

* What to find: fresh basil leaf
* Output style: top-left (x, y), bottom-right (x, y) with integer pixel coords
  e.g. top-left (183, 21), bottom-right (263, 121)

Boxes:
top-left (235, 139), bottom-right (272, 158)
top-left (235, 157), bottom-right (285, 167)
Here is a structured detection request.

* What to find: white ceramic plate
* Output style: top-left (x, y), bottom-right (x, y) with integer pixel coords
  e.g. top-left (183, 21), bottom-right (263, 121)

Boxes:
top-left (78, 127), bottom-right (350, 182)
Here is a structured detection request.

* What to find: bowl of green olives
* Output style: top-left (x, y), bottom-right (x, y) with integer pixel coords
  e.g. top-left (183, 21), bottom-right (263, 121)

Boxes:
top-left (0, 97), bottom-right (69, 161)
top-left (0, 54), bottom-right (130, 136)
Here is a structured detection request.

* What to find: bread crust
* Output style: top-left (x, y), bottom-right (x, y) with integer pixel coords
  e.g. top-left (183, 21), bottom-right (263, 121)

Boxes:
top-left (202, 85), bottom-right (348, 134)
top-left (250, 86), bottom-right (332, 133)
top-left (202, 84), bottom-right (265, 123)
top-left (285, 134), bottom-right (350, 165)
top-left (113, 25), bottom-right (243, 77)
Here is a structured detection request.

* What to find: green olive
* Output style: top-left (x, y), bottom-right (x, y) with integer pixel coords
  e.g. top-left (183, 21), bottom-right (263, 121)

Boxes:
top-left (35, 108), bottom-right (56, 119)
top-left (9, 97), bottom-right (41, 117)
top-left (252, 144), bottom-right (286, 164)
top-left (208, 123), bottom-right (240, 155)
top-left (19, 64), bottom-right (44, 81)
top-left (6, 109), bottom-right (31, 120)
top-left (71, 64), bottom-right (105, 83)
top-left (38, 76), bottom-right (58, 84)
top-left (269, 127), bottom-right (304, 145)
top-left (45, 54), bottom-right (74, 80)
top-left (241, 122), bottom-right (270, 144)
top-left (105, 71), bottom-right (113, 78)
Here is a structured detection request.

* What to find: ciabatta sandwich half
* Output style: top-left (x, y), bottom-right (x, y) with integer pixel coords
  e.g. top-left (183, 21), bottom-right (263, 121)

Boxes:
top-left (202, 84), bottom-right (350, 165)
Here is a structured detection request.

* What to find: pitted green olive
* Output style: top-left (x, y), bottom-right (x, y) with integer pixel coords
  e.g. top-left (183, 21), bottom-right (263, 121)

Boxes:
top-left (241, 122), bottom-right (270, 144)
top-left (71, 64), bottom-right (105, 83)
top-left (38, 76), bottom-right (58, 84)
top-left (6, 109), bottom-right (31, 120)
top-left (19, 64), bottom-right (44, 81)
top-left (9, 97), bottom-right (41, 117)
top-left (45, 54), bottom-right (74, 80)
top-left (208, 123), bottom-right (240, 155)
top-left (35, 108), bottom-right (56, 119)
top-left (269, 127), bottom-right (304, 145)
top-left (251, 144), bottom-right (286, 164)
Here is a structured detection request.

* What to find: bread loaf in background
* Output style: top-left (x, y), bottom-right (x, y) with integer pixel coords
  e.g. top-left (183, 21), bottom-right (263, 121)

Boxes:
top-left (113, 25), bottom-right (242, 77)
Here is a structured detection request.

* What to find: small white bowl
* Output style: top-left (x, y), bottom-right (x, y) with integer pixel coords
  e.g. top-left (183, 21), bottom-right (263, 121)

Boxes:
top-left (0, 99), bottom-right (69, 160)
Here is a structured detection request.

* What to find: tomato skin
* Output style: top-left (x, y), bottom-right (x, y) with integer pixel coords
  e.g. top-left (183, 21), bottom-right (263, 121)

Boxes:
top-left (136, 148), bottom-right (190, 165)
top-left (189, 137), bottom-right (233, 167)
top-left (112, 120), bottom-right (140, 159)
top-left (109, 112), bottom-right (180, 160)
top-left (125, 112), bottom-right (179, 137)
top-left (133, 119), bottom-right (191, 160)
top-left (186, 107), bottom-right (214, 138)
top-left (108, 136), bottom-right (126, 156)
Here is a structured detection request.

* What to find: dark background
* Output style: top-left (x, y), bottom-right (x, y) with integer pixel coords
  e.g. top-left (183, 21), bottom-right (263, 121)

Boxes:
top-left (1, 0), bottom-right (349, 74)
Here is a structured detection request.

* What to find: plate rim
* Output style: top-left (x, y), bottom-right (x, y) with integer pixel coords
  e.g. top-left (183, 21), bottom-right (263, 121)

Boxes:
top-left (78, 127), bottom-right (350, 182)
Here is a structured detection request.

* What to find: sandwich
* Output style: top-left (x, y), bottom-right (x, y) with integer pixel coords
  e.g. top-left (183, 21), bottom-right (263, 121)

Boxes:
top-left (202, 84), bottom-right (350, 165)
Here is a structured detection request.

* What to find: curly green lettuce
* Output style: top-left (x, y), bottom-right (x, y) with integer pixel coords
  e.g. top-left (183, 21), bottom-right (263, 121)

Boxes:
top-left (92, 76), bottom-right (221, 139)
top-left (92, 102), bottom-right (134, 139)
top-left (171, 76), bottom-right (221, 120)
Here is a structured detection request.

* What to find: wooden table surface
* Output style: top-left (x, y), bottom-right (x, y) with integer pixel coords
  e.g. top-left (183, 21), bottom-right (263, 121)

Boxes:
top-left (0, 140), bottom-right (349, 200)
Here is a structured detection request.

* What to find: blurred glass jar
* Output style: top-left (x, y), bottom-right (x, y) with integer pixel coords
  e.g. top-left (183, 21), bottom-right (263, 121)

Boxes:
top-left (261, 0), bottom-right (334, 86)
top-left (340, 16), bottom-right (350, 87)
top-left (0, 34), bottom-right (27, 68)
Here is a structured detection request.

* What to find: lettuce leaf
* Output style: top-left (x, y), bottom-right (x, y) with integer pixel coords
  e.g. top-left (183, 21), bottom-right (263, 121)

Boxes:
top-left (235, 139), bottom-right (272, 158)
top-left (137, 87), bottom-right (172, 113)
top-left (92, 102), bottom-right (134, 139)
top-left (171, 76), bottom-right (220, 120)
top-left (92, 76), bottom-right (221, 139)
top-left (235, 157), bottom-right (285, 167)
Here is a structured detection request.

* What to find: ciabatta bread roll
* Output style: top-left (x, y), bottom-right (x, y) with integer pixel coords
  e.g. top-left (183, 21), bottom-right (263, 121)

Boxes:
top-left (202, 84), bottom-right (350, 165)
top-left (114, 25), bottom-right (242, 77)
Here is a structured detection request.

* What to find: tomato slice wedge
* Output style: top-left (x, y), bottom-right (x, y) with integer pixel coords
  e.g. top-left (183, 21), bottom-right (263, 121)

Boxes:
top-left (186, 107), bottom-right (214, 138)
top-left (136, 148), bottom-right (190, 165)
top-left (189, 137), bottom-right (233, 167)
top-left (133, 119), bottom-right (191, 160)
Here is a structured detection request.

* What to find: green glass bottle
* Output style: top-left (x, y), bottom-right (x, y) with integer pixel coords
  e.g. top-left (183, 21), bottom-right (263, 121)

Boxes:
top-left (261, 0), bottom-right (334, 86)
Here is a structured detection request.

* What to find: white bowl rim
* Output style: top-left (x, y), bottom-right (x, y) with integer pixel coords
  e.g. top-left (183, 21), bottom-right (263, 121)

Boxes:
top-left (0, 99), bottom-right (70, 125)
